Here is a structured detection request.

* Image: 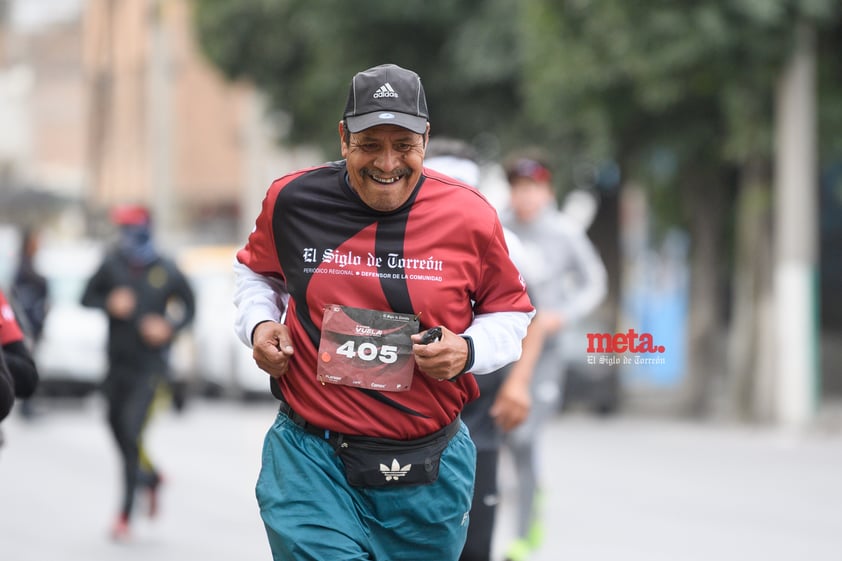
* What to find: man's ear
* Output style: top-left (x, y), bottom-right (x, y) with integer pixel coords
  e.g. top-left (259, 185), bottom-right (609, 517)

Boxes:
top-left (338, 121), bottom-right (349, 158)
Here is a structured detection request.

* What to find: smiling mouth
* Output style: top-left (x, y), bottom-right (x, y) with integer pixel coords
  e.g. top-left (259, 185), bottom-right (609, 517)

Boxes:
top-left (365, 169), bottom-right (410, 185)
top-left (372, 175), bottom-right (402, 184)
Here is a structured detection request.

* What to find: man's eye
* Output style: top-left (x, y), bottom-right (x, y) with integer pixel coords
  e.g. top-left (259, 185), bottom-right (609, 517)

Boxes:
top-left (395, 144), bottom-right (414, 152)
top-left (360, 144), bottom-right (380, 152)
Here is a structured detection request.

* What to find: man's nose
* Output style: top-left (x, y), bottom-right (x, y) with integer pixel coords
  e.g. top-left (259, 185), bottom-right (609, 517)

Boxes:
top-left (374, 147), bottom-right (402, 172)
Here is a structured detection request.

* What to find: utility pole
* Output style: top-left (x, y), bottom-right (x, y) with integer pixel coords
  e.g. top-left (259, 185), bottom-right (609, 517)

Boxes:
top-left (84, 0), bottom-right (115, 206)
top-left (773, 22), bottom-right (819, 428)
top-left (148, 0), bottom-right (174, 249)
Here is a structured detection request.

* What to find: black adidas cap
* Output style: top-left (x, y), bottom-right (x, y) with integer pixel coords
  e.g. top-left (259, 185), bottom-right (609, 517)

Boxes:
top-left (343, 64), bottom-right (429, 134)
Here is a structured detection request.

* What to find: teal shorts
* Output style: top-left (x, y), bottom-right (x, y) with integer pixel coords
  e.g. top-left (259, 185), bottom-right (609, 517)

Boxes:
top-left (256, 411), bottom-right (477, 561)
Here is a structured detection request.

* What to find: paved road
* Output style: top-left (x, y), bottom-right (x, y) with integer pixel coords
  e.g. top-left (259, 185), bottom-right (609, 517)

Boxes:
top-left (495, 411), bottom-right (842, 561)
top-left (1, 397), bottom-right (840, 561)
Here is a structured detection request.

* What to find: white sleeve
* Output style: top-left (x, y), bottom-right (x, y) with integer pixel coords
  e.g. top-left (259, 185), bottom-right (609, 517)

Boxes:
top-left (463, 310), bottom-right (535, 374)
top-left (233, 259), bottom-right (289, 347)
top-left (560, 227), bottom-right (607, 323)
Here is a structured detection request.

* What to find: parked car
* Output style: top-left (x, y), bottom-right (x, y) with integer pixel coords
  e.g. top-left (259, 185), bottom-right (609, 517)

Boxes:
top-left (33, 240), bottom-right (108, 396)
top-left (176, 245), bottom-right (271, 399)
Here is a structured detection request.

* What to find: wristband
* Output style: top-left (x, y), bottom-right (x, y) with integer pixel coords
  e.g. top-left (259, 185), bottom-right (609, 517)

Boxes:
top-left (448, 335), bottom-right (474, 382)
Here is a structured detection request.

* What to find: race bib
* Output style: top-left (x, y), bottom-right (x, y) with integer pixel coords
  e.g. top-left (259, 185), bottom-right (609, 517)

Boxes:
top-left (317, 305), bottom-right (419, 392)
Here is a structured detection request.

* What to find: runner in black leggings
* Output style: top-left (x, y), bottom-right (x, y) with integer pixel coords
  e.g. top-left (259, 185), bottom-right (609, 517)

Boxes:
top-left (81, 205), bottom-right (195, 540)
top-left (103, 357), bottom-right (165, 520)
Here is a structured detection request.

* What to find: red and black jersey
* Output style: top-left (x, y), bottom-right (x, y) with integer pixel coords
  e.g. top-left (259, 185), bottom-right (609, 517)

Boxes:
top-left (0, 290), bottom-right (24, 345)
top-left (0, 289), bottom-right (38, 405)
top-left (237, 161), bottom-right (533, 439)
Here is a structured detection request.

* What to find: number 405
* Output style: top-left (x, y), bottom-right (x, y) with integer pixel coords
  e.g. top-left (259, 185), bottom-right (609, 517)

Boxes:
top-left (335, 341), bottom-right (398, 364)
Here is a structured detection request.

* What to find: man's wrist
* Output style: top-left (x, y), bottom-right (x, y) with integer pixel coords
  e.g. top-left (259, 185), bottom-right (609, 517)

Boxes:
top-left (250, 319), bottom-right (274, 345)
top-left (449, 336), bottom-right (474, 381)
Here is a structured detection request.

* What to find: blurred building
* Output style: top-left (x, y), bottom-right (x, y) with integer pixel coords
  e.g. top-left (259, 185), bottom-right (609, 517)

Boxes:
top-left (83, 0), bottom-right (278, 245)
top-left (22, 18), bottom-right (84, 190)
top-left (0, 2), bottom-right (80, 230)
top-left (1, 0), bottom-right (318, 247)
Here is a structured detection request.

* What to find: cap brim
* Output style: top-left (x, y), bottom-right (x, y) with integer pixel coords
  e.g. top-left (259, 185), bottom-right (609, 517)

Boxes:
top-left (345, 112), bottom-right (428, 134)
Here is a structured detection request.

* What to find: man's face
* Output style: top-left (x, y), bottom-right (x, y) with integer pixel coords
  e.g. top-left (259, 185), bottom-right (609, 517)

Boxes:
top-left (340, 122), bottom-right (429, 212)
top-left (509, 177), bottom-right (555, 223)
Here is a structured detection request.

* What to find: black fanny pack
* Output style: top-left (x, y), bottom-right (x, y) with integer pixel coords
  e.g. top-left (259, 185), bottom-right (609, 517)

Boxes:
top-left (334, 417), bottom-right (461, 488)
top-left (277, 399), bottom-right (460, 488)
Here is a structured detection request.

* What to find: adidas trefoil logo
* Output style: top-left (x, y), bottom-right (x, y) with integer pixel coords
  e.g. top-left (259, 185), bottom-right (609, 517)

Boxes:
top-left (373, 83), bottom-right (399, 99)
top-left (380, 458), bottom-right (412, 481)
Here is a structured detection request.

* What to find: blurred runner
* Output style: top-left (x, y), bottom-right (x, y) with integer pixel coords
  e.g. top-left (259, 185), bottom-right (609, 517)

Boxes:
top-left (426, 138), bottom-right (542, 561)
top-left (81, 204), bottom-right (195, 541)
top-left (500, 150), bottom-right (607, 561)
top-left (0, 288), bottom-right (39, 430)
top-left (11, 226), bottom-right (50, 419)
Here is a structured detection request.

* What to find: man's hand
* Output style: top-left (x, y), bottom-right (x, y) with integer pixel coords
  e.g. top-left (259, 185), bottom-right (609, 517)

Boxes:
top-left (106, 287), bottom-right (136, 319)
top-left (489, 311), bottom-right (549, 431)
top-left (490, 373), bottom-right (531, 432)
top-left (252, 321), bottom-right (294, 378)
top-left (139, 314), bottom-right (173, 347)
top-left (412, 326), bottom-right (467, 381)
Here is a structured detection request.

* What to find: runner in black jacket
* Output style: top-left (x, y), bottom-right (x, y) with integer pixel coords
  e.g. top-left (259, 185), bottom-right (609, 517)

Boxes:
top-left (0, 288), bottom-right (39, 423)
top-left (81, 205), bottom-right (195, 540)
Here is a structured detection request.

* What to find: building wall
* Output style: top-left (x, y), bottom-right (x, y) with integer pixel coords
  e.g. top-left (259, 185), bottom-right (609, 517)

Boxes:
top-left (83, 0), bottom-right (149, 203)
top-left (6, 0), bottom-right (311, 244)
top-left (169, 0), bottom-right (248, 207)
top-left (83, 0), bottom-right (251, 225)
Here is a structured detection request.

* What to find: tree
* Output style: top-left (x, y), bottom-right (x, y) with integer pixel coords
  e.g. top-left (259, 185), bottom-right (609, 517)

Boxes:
top-left (518, 0), bottom-right (839, 419)
top-left (193, 0), bottom-right (525, 156)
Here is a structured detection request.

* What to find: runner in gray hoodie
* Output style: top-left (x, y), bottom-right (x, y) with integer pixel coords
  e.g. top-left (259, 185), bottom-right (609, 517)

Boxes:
top-left (500, 152), bottom-right (607, 561)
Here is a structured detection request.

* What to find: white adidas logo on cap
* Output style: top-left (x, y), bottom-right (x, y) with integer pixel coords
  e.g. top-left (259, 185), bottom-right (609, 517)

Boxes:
top-left (373, 82), bottom-right (399, 99)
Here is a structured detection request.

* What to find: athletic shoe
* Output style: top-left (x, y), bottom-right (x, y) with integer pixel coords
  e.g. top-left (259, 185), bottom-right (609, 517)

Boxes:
top-left (110, 514), bottom-right (130, 542)
top-left (527, 516), bottom-right (545, 549)
top-left (527, 488), bottom-right (546, 548)
top-left (503, 538), bottom-right (532, 561)
top-left (505, 489), bottom-right (546, 561)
